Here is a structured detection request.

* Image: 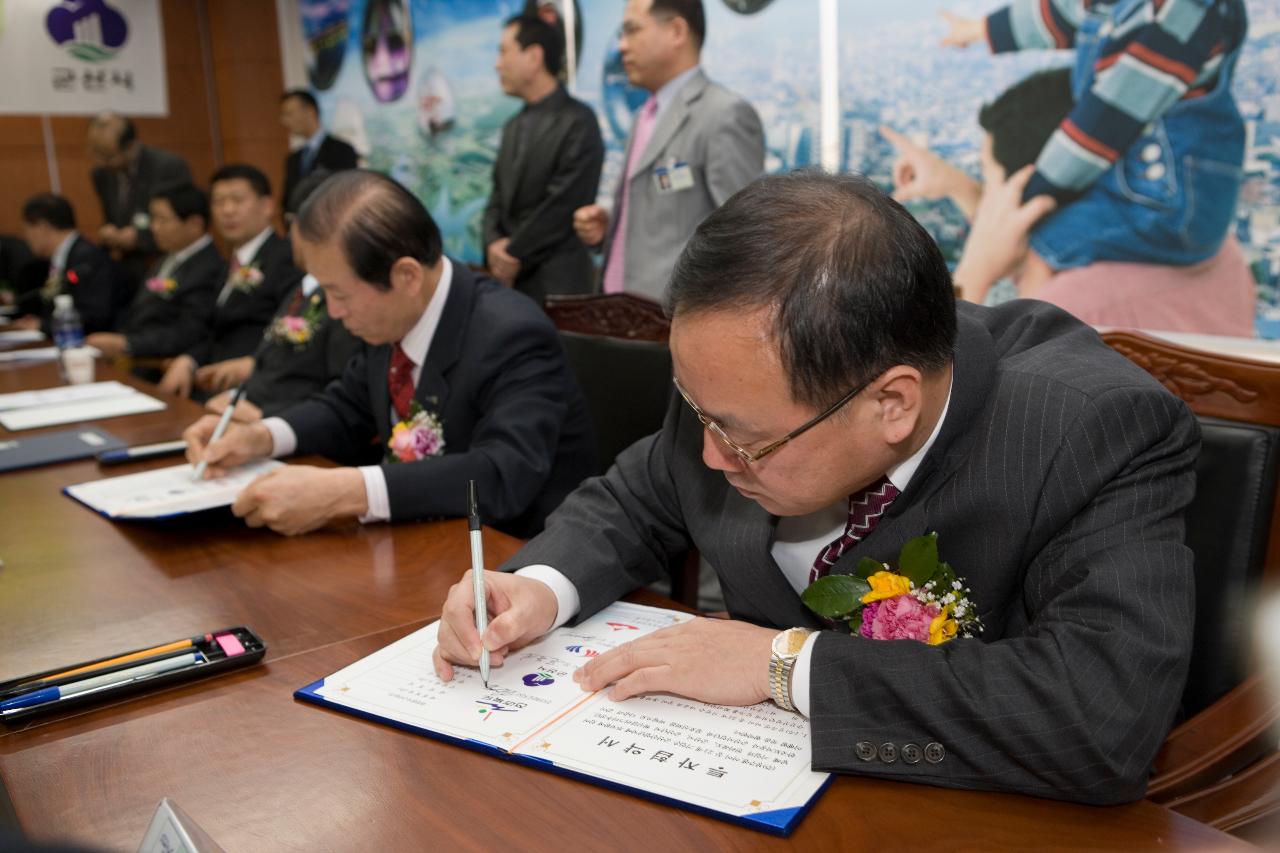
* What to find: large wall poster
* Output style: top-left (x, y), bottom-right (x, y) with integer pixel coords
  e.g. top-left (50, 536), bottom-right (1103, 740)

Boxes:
top-left (292, 0), bottom-right (1280, 334)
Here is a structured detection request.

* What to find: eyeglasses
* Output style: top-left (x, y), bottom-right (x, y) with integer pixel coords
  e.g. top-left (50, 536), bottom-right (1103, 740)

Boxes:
top-left (672, 374), bottom-right (872, 465)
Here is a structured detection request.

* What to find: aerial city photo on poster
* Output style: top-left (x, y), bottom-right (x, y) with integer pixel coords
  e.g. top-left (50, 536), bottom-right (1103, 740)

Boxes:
top-left (292, 0), bottom-right (1280, 333)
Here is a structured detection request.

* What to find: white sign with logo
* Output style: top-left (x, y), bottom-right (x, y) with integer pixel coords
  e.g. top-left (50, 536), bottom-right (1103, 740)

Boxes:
top-left (0, 0), bottom-right (167, 115)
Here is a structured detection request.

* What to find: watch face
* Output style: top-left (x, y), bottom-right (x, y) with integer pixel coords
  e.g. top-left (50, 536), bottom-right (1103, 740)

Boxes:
top-left (773, 629), bottom-right (807, 657)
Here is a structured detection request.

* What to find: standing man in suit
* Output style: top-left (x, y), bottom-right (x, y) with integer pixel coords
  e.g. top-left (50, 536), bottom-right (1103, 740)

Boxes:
top-left (87, 112), bottom-right (193, 279)
top-left (434, 172), bottom-right (1200, 805)
top-left (184, 170), bottom-right (596, 539)
top-left (484, 14), bottom-right (604, 301)
top-left (573, 0), bottom-right (763, 300)
top-left (86, 184), bottom-right (224, 364)
top-left (280, 89), bottom-right (359, 216)
top-left (158, 165), bottom-right (304, 398)
top-left (14, 194), bottom-right (125, 334)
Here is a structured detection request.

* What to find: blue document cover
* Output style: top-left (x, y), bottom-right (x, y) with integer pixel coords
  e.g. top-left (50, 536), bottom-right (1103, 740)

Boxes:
top-left (292, 605), bottom-right (832, 837)
top-left (0, 427), bottom-right (124, 473)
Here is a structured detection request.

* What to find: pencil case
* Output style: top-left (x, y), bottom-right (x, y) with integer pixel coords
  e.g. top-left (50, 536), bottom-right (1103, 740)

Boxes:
top-left (0, 626), bottom-right (266, 723)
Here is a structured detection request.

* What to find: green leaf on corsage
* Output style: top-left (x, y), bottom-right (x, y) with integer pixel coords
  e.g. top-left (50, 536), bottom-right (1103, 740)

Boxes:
top-left (899, 532), bottom-right (940, 588)
top-left (801, 574), bottom-right (872, 619)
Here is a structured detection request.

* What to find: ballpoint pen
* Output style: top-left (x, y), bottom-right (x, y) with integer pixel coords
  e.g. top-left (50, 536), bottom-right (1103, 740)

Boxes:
top-left (191, 385), bottom-right (245, 482)
top-left (0, 651), bottom-right (205, 714)
top-left (468, 480), bottom-right (489, 687)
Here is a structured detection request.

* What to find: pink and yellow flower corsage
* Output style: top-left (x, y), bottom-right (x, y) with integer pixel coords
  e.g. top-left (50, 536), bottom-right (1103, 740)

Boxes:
top-left (802, 533), bottom-right (982, 646)
top-left (266, 294), bottom-right (325, 350)
top-left (386, 401), bottom-right (445, 463)
top-left (145, 276), bottom-right (178, 298)
top-left (229, 263), bottom-right (265, 294)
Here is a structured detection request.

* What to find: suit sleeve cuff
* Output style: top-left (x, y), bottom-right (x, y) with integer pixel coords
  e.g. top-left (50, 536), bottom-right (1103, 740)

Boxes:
top-left (262, 416), bottom-right (297, 457)
top-left (514, 565), bottom-right (581, 630)
top-left (789, 631), bottom-right (821, 718)
top-left (357, 466), bottom-right (390, 523)
top-left (985, 8), bottom-right (1017, 53)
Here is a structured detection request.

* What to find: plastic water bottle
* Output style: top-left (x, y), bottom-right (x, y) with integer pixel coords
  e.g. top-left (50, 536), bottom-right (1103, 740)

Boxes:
top-left (52, 294), bottom-right (84, 381)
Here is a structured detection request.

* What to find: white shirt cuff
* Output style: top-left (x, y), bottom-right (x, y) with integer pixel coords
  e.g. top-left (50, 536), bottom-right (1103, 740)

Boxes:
top-left (789, 631), bottom-right (821, 718)
top-left (513, 565), bottom-right (581, 630)
top-left (357, 465), bottom-right (390, 523)
top-left (262, 417), bottom-right (297, 458)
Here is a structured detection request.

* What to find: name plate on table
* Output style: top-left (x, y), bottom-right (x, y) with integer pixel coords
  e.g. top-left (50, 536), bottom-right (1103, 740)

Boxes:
top-left (137, 798), bottom-right (227, 853)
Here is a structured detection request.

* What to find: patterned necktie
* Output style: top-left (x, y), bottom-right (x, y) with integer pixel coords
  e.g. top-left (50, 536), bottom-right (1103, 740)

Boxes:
top-left (602, 96), bottom-right (660, 295)
top-left (387, 343), bottom-right (415, 422)
top-left (809, 475), bottom-right (901, 584)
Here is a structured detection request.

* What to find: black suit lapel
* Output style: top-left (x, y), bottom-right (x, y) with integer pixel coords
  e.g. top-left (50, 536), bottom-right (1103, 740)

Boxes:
top-left (826, 310), bottom-right (1000, 576)
top-left (370, 344), bottom-right (393, 440)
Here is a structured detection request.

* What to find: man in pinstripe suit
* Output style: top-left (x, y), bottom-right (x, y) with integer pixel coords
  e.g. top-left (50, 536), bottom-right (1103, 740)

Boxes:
top-left (433, 171), bottom-right (1199, 804)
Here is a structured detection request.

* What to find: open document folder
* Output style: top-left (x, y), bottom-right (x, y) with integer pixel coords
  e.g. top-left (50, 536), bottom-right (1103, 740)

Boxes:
top-left (295, 602), bottom-right (832, 836)
top-left (64, 459), bottom-right (284, 519)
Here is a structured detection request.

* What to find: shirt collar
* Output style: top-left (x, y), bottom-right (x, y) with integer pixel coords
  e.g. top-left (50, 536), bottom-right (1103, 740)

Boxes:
top-left (51, 232), bottom-right (78, 270)
top-left (234, 227), bottom-right (275, 267)
top-left (397, 256), bottom-right (453, 368)
top-left (884, 370), bottom-right (953, 493)
top-left (305, 128), bottom-right (326, 151)
top-left (652, 65), bottom-right (700, 118)
top-left (169, 233), bottom-right (213, 269)
top-left (301, 273), bottom-right (320, 297)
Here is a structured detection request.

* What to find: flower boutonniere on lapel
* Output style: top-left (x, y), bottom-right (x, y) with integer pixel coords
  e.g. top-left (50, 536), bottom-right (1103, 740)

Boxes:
top-left (229, 262), bottom-right (265, 295)
top-left (145, 276), bottom-right (179, 299)
top-left (802, 533), bottom-right (983, 645)
top-left (386, 400), bottom-right (446, 463)
top-left (266, 293), bottom-right (325, 350)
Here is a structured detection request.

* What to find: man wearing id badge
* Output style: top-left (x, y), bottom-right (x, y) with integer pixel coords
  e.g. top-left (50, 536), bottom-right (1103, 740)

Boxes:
top-left (573, 0), bottom-right (764, 301)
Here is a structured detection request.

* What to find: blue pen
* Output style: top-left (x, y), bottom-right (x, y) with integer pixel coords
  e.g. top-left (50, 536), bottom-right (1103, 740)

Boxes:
top-left (98, 439), bottom-right (188, 466)
top-left (0, 651), bottom-right (204, 713)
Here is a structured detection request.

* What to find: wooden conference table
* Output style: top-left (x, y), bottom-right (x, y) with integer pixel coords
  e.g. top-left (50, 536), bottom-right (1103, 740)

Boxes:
top-left (0, 361), bottom-right (1249, 851)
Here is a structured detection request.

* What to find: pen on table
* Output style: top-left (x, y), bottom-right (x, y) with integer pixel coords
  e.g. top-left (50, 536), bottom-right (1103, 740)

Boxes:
top-left (191, 385), bottom-right (245, 482)
top-left (3, 633), bottom-right (214, 695)
top-left (0, 651), bottom-right (205, 714)
top-left (468, 480), bottom-right (489, 687)
top-left (97, 439), bottom-right (188, 466)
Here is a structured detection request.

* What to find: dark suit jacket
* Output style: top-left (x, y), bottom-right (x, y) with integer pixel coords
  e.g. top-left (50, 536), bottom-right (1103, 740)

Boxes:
top-left (0, 235), bottom-right (42, 307)
top-left (279, 263), bottom-right (597, 537)
top-left (482, 86), bottom-right (604, 302)
top-left (91, 144), bottom-right (193, 255)
top-left (244, 280), bottom-right (362, 417)
top-left (28, 236), bottom-right (130, 335)
top-left (504, 300), bottom-right (1200, 804)
top-left (282, 134), bottom-right (358, 214)
top-left (123, 240), bottom-right (224, 358)
top-left (187, 232), bottom-right (303, 366)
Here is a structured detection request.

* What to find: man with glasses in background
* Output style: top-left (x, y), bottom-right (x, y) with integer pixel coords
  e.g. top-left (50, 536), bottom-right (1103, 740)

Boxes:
top-left (432, 171), bottom-right (1201, 805)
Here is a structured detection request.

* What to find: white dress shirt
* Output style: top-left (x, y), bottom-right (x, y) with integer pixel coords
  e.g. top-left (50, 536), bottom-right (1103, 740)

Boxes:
top-left (517, 373), bottom-right (954, 718)
top-left (261, 257), bottom-right (454, 522)
top-left (49, 232), bottom-right (78, 275)
top-left (155, 233), bottom-right (213, 279)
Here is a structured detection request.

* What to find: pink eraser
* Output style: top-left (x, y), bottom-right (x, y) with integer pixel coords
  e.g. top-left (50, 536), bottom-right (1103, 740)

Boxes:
top-left (215, 633), bottom-right (246, 657)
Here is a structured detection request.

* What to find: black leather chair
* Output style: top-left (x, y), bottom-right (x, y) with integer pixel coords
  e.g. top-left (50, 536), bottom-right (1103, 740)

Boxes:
top-left (1103, 330), bottom-right (1280, 839)
top-left (544, 293), bottom-right (674, 476)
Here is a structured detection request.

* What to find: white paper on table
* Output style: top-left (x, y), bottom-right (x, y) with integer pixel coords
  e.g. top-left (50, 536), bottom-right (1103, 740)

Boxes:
top-left (0, 380), bottom-right (135, 412)
top-left (65, 459), bottom-right (285, 518)
top-left (0, 390), bottom-right (165, 430)
top-left (0, 345), bottom-right (101, 363)
top-left (0, 330), bottom-right (46, 346)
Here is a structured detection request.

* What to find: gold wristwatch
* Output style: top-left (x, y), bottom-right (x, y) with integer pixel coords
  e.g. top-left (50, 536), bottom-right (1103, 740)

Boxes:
top-left (769, 628), bottom-right (812, 712)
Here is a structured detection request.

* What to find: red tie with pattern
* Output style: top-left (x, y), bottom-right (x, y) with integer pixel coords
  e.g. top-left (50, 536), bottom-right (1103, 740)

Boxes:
top-left (388, 344), bottom-right (415, 421)
top-left (809, 475), bottom-right (901, 584)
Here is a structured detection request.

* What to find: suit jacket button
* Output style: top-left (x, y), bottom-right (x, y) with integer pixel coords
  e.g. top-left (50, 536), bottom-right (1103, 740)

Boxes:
top-left (855, 741), bottom-right (876, 762)
top-left (901, 743), bottom-right (922, 764)
top-left (878, 742), bottom-right (898, 764)
top-left (924, 742), bottom-right (945, 764)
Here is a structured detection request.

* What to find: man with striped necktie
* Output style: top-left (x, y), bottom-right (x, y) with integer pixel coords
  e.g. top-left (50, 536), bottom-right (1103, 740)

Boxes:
top-left (434, 171), bottom-right (1200, 805)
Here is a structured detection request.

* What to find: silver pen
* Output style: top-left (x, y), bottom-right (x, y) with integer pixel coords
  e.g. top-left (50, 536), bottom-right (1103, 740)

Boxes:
top-left (191, 385), bottom-right (245, 482)
top-left (468, 480), bottom-right (490, 686)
